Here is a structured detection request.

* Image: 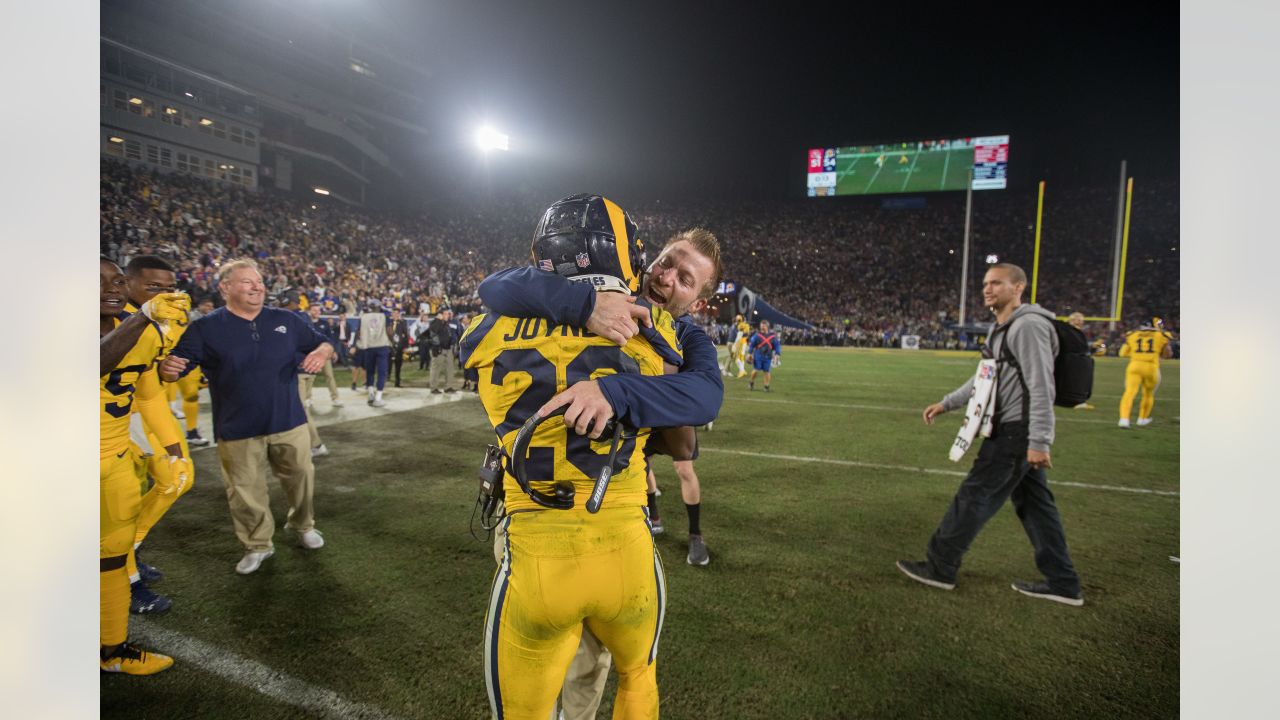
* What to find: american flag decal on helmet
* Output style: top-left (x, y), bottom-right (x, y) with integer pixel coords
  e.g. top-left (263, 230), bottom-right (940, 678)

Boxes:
top-left (538, 259), bottom-right (554, 272)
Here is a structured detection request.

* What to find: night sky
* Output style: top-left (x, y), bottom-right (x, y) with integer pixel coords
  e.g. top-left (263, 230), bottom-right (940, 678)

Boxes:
top-left (137, 1), bottom-right (1181, 201)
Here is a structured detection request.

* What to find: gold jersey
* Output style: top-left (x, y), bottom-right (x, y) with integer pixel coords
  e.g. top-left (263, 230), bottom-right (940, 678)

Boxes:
top-left (100, 317), bottom-right (171, 459)
top-left (462, 302), bottom-right (682, 513)
top-left (1119, 329), bottom-right (1172, 365)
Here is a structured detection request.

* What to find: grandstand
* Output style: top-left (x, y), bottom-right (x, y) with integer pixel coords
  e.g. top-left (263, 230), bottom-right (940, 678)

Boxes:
top-left (83, 2), bottom-right (1186, 719)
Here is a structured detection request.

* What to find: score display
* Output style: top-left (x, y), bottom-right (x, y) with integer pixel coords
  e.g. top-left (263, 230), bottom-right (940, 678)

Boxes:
top-left (807, 135), bottom-right (1009, 196)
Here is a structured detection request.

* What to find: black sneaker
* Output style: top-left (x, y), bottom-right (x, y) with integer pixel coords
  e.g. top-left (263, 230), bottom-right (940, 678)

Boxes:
top-left (749, 381), bottom-right (754, 391)
top-left (431, 389), bottom-right (442, 394)
top-left (130, 582), bottom-right (173, 614)
top-left (896, 559), bottom-right (955, 590)
top-left (445, 387), bottom-right (458, 393)
top-left (1011, 580), bottom-right (1084, 607)
top-left (185, 429), bottom-right (210, 447)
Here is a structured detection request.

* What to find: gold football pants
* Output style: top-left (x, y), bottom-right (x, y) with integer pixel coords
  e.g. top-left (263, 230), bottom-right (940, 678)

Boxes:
top-left (1119, 362), bottom-right (1161, 421)
top-left (485, 505), bottom-right (666, 720)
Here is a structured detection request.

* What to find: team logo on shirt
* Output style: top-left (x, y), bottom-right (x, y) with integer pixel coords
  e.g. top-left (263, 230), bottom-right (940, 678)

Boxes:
top-left (275, 325), bottom-right (287, 334)
top-left (575, 252), bottom-right (591, 268)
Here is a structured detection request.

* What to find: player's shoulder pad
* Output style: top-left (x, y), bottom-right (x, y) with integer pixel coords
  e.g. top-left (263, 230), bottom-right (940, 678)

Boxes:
top-left (634, 299), bottom-right (683, 367)
top-left (459, 312), bottom-right (498, 366)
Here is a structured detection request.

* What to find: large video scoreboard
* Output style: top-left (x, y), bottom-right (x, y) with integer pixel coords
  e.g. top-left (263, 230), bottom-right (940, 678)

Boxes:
top-left (807, 135), bottom-right (1009, 197)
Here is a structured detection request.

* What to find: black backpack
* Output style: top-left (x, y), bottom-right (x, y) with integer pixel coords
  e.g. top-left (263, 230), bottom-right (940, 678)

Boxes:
top-left (989, 314), bottom-right (1094, 408)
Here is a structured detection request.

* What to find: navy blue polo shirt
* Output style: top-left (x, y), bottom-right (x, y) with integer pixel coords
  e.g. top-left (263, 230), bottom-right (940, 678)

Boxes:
top-left (170, 306), bottom-right (331, 441)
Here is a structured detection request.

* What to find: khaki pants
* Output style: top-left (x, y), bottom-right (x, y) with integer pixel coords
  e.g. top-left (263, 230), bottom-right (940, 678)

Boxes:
top-left (216, 423), bottom-right (315, 552)
top-left (493, 511), bottom-right (612, 720)
top-left (298, 375), bottom-right (323, 448)
top-left (429, 352), bottom-right (454, 389)
top-left (320, 358), bottom-right (340, 400)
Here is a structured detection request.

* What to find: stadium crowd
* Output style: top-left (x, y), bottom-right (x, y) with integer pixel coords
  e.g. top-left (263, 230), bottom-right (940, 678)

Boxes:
top-left (100, 159), bottom-right (1177, 352)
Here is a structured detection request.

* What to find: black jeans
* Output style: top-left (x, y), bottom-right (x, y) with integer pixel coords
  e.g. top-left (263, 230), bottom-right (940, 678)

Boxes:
top-left (926, 422), bottom-right (1081, 595)
top-left (391, 347), bottom-right (404, 385)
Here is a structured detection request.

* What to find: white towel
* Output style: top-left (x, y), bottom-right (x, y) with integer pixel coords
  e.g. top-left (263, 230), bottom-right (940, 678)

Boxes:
top-left (949, 358), bottom-right (998, 462)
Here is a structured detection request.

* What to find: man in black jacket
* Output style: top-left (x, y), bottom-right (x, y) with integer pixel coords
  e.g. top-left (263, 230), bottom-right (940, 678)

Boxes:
top-left (387, 308), bottom-right (411, 388)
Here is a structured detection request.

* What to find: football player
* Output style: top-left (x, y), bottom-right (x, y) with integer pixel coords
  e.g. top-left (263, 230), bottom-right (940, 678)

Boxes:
top-left (465, 194), bottom-right (687, 719)
top-left (121, 255), bottom-right (200, 614)
top-left (747, 319), bottom-right (781, 391)
top-left (731, 313), bottom-right (751, 377)
top-left (99, 257), bottom-right (190, 674)
top-left (1117, 317), bottom-right (1175, 428)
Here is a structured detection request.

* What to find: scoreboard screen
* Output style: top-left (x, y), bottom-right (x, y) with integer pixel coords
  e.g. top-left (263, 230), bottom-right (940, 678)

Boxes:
top-left (806, 135), bottom-right (1009, 196)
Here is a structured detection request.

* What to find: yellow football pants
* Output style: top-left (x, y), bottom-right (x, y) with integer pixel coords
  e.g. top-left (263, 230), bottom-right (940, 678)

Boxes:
top-left (485, 505), bottom-right (665, 720)
top-left (1119, 362), bottom-right (1161, 421)
top-left (177, 370), bottom-right (202, 432)
top-left (101, 452), bottom-right (142, 647)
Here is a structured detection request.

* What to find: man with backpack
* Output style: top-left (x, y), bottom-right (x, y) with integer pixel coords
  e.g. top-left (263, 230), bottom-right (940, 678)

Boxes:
top-left (897, 263), bottom-right (1084, 607)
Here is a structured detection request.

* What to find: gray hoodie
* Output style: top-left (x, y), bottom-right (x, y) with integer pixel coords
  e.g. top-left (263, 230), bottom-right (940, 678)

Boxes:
top-left (941, 303), bottom-right (1059, 452)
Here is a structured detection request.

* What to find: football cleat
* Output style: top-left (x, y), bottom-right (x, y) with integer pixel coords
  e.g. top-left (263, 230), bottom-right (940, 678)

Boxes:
top-left (101, 643), bottom-right (174, 675)
top-left (650, 517), bottom-right (665, 535)
top-left (1118, 419), bottom-right (1131, 429)
top-left (186, 429), bottom-right (210, 447)
top-left (137, 561), bottom-right (163, 585)
top-left (1137, 418), bottom-right (1153, 427)
top-left (130, 582), bottom-right (172, 615)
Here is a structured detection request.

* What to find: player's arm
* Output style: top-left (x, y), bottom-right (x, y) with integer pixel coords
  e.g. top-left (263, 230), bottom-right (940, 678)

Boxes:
top-left (100, 313), bottom-right (155, 376)
top-left (1118, 334), bottom-right (1132, 358)
top-left (477, 266), bottom-right (650, 345)
top-left (134, 368), bottom-right (183, 457)
top-left (1160, 337), bottom-right (1173, 359)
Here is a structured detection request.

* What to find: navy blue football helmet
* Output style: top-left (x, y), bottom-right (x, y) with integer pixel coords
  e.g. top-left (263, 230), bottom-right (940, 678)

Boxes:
top-left (531, 194), bottom-right (645, 293)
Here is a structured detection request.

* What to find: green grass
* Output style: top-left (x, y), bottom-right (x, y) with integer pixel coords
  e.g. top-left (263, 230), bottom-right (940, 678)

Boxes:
top-left (104, 349), bottom-right (1178, 719)
top-left (836, 149), bottom-right (972, 195)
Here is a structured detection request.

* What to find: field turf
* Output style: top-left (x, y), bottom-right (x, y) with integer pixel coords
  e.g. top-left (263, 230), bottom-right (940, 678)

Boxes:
top-left (103, 348), bottom-right (1179, 719)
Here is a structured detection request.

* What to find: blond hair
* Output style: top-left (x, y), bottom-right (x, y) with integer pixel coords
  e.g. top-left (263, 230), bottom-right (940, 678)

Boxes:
top-left (217, 258), bottom-right (262, 284)
top-left (668, 227), bottom-right (723, 298)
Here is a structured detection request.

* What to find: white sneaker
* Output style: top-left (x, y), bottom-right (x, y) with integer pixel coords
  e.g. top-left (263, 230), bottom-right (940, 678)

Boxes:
top-left (371, 399), bottom-right (387, 407)
top-left (171, 406), bottom-right (186, 420)
top-left (235, 549), bottom-right (274, 575)
top-left (331, 398), bottom-right (344, 407)
top-left (1137, 418), bottom-right (1152, 427)
top-left (299, 529), bottom-right (325, 550)
top-left (311, 444), bottom-right (329, 457)
top-left (305, 399), bottom-right (313, 408)
top-left (1117, 419), bottom-right (1131, 429)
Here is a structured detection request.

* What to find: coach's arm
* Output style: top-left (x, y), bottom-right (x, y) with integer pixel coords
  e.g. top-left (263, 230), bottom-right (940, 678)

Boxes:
top-left (478, 267), bottom-right (724, 431)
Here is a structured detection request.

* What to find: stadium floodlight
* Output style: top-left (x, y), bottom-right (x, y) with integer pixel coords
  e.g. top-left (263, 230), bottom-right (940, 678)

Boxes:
top-left (475, 125), bottom-right (509, 151)
top-left (313, 187), bottom-right (331, 196)
top-left (985, 254), bottom-right (999, 264)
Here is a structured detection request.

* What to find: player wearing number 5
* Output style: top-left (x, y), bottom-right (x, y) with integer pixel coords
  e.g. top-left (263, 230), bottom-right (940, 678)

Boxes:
top-left (464, 194), bottom-right (697, 720)
top-left (1117, 317), bottom-right (1174, 428)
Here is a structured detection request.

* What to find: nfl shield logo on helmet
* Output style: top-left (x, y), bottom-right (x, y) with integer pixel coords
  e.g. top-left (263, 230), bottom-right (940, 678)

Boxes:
top-left (538, 259), bottom-right (554, 272)
top-left (575, 252), bottom-right (591, 268)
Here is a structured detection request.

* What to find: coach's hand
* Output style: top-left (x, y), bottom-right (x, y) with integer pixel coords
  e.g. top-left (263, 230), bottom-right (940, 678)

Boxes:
top-left (922, 402), bottom-right (946, 425)
top-left (300, 343), bottom-right (334, 374)
top-left (587, 292), bottom-right (652, 346)
top-left (1027, 449), bottom-right (1053, 470)
top-left (159, 355), bottom-right (189, 383)
top-left (540, 380), bottom-right (615, 439)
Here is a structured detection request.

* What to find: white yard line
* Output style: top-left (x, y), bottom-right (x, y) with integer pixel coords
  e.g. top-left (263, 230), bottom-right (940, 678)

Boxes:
top-left (697, 447), bottom-right (1179, 497)
top-left (900, 150), bottom-right (921, 191)
top-left (724, 395), bottom-right (1136, 425)
top-left (129, 618), bottom-right (405, 720)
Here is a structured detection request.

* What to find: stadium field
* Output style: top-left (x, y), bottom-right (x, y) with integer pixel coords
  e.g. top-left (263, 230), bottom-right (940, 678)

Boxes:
top-left (835, 149), bottom-right (973, 195)
top-left (103, 348), bottom-right (1178, 719)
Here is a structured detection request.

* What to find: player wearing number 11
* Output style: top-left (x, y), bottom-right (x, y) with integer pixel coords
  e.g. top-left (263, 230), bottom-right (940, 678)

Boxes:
top-left (463, 194), bottom-right (688, 720)
top-left (1117, 317), bottom-right (1174, 428)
